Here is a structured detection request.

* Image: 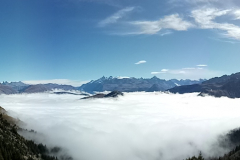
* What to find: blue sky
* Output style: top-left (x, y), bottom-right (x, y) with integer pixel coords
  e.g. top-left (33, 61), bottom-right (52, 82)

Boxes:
top-left (1, 0), bottom-right (240, 85)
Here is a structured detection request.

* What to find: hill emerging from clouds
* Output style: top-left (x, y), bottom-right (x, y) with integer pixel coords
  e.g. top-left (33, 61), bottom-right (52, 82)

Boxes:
top-left (168, 72), bottom-right (240, 98)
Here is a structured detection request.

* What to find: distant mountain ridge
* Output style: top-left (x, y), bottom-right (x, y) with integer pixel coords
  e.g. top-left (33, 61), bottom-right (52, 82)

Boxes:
top-left (20, 83), bottom-right (76, 93)
top-left (0, 82), bottom-right (77, 94)
top-left (0, 77), bottom-right (206, 94)
top-left (0, 84), bottom-right (18, 94)
top-left (1, 81), bottom-right (28, 91)
top-left (168, 72), bottom-right (240, 98)
top-left (78, 76), bottom-right (206, 93)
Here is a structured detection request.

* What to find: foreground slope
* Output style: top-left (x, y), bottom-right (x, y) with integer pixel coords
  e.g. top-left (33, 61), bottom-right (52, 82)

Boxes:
top-left (187, 127), bottom-right (240, 160)
top-left (0, 106), bottom-right (71, 160)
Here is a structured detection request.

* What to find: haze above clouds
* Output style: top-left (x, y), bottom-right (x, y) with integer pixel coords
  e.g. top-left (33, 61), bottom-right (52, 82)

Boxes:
top-left (1, 93), bottom-right (240, 160)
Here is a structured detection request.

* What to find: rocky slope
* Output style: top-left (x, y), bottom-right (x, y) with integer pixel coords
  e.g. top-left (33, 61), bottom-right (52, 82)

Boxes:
top-left (0, 106), bottom-right (72, 160)
top-left (168, 72), bottom-right (240, 98)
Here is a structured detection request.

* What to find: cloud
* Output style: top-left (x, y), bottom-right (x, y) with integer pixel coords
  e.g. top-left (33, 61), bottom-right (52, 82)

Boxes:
top-left (2, 93), bottom-right (240, 160)
top-left (233, 10), bottom-right (240, 20)
top-left (182, 0), bottom-right (220, 4)
top-left (160, 30), bottom-right (173, 36)
top-left (191, 8), bottom-right (240, 40)
top-left (161, 69), bottom-right (169, 72)
top-left (150, 67), bottom-right (222, 80)
top-left (117, 76), bottom-right (130, 79)
top-left (97, 0), bottom-right (240, 40)
top-left (153, 68), bottom-right (195, 75)
top-left (178, 70), bottom-right (186, 74)
top-left (151, 69), bottom-right (169, 75)
top-left (191, 8), bottom-right (230, 29)
top-left (130, 14), bottom-right (194, 35)
top-left (208, 37), bottom-right (240, 44)
top-left (169, 0), bottom-right (219, 3)
top-left (151, 72), bottom-right (164, 74)
top-left (169, 0), bottom-right (238, 7)
top-left (135, 60), bottom-right (146, 65)
top-left (23, 79), bottom-right (89, 87)
top-left (196, 64), bottom-right (208, 67)
top-left (165, 70), bottom-right (187, 75)
top-left (183, 68), bottom-right (196, 70)
top-left (98, 7), bottom-right (135, 27)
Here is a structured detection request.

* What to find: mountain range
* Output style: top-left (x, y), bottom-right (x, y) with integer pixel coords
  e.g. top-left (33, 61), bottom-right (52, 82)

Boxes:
top-left (1, 72), bottom-right (240, 98)
top-left (168, 72), bottom-right (240, 98)
top-left (0, 82), bottom-right (76, 94)
top-left (78, 76), bottom-right (206, 93)
top-left (0, 77), bottom-right (206, 94)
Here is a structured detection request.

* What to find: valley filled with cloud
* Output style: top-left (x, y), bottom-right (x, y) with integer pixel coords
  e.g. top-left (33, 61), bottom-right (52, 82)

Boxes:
top-left (1, 92), bottom-right (240, 160)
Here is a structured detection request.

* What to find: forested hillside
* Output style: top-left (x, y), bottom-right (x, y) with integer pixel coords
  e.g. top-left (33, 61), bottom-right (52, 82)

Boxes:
top-left (186, 127), bottom-right (240, 160)
top-left (0, 107), bottom-right (72, 160)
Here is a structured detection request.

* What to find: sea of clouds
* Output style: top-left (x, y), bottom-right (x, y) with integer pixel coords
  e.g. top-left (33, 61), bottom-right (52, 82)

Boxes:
top-left (1, 92), bottom-right (240, 160)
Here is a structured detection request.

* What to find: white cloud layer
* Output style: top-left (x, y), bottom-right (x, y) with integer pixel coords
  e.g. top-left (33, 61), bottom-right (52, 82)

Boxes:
top-left (161, 69), bottom-right (169, 72)
top-left (196, 64), bottom-right (208, 67)
top-left (233, 10), bottom-right (240, 20)
top-left (1, 93), bottom-right (240, 160)
top-left (135, 60), bottom-right (146, 65)
top-left (98, 1), bottom-right (240, 40)
top-left (151, 67), bottom-right (221, 80)
top-left (183, 68), bottom-right (196, 70)
top-left (151, 69), bottom-right (169, 75)
top-left (191, 8), bottom-right (240, 40)
top-left (130, 14), bottom-right (194, 35)
top-left (151, 72), bottom-right (164, 74)
top-left (98, 7), bottom-right (135, 27)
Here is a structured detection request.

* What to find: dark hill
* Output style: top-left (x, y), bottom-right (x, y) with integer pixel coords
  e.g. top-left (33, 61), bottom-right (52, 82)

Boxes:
top-left (104, 91), bottom-right (124, 97)
top-left (167, 72), bottom-right (240, 98)
top-left (81, 91), bottom-right (124, 99)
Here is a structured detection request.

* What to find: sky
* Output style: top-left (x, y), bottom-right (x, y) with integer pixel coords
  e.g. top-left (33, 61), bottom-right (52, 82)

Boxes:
top-left (1, 0), bottom-right (240, 85)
